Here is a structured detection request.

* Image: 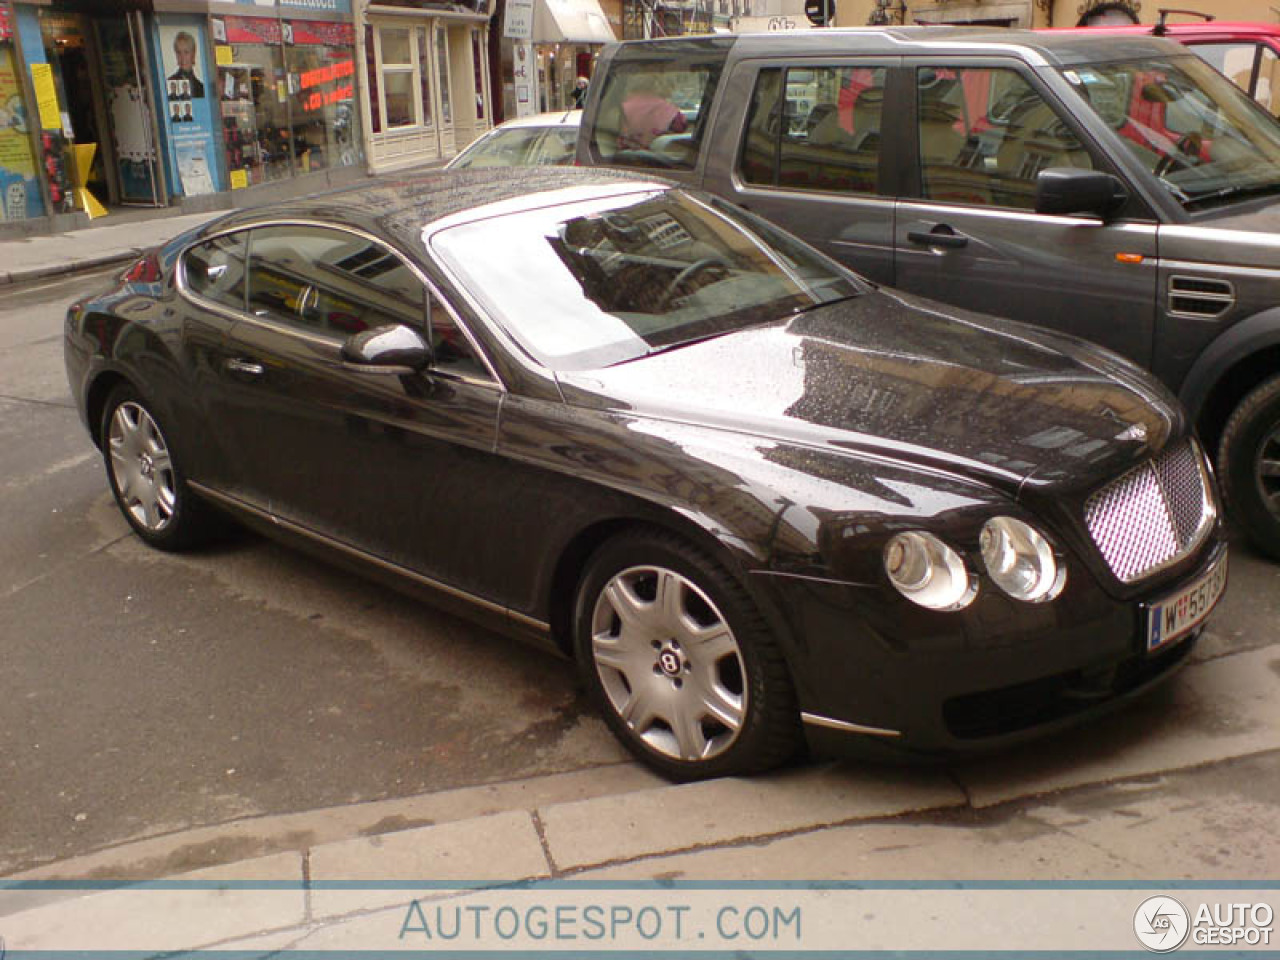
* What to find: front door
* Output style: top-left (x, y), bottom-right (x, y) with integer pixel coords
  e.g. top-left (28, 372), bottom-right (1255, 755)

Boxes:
top-left (892, 61), bottom-right (1159, 367)
top-left (210, 224), bottom-right (510, 600)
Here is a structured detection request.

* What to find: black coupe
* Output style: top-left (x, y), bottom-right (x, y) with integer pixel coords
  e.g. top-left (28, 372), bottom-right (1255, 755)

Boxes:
top-left (65, 168), bottom-right (1227, 780)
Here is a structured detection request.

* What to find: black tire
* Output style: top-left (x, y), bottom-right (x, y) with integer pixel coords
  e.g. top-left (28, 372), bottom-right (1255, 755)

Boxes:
top-left (1217, 373), bottom-right (1280, 562)
top-left (100, 384), bottom-right (214, 552)
top-left (573, 529), bottom-right (800, 781)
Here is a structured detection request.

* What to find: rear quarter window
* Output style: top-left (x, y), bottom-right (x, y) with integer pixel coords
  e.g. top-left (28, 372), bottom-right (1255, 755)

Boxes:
top-left (590, 54), bottom-right (725, 171)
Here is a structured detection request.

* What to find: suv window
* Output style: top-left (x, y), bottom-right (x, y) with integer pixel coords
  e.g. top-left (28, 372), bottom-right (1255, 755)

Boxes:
top-left (590, 58), bottom-right (723, 170)
top-left (917, 67), bottom-right (1095, 210)
top-left (740, 66), bottom-right (886, 195)
top-left (183, 232), bottom-right (248, 311)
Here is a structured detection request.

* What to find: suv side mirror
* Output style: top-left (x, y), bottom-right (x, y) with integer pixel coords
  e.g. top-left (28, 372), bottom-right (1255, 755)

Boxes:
top-left (341, 324), bottom-right (433, 371)
top-left (1035, 168), bottom-right (1128, 219)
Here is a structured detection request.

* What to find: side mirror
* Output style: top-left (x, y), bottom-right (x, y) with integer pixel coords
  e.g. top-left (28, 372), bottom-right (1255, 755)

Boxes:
top-left (341, 324), bottom-right (433, 371)
top-left (1035, 167), bottom-right (1128, 219)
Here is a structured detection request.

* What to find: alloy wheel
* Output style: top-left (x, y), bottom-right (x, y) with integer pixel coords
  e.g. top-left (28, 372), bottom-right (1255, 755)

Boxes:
top-left (590, 565), bottom-right (746, 762)
top-left (108, 401), bottom-right (176, 533)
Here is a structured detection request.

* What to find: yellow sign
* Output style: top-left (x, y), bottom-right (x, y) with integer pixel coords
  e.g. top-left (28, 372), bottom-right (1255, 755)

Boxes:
top-left (229, 169), bottom-right (248, 190)
top-left (215, 45), bottom-right (233, 66)
top-left (31, 62), bottom-right (61, 131)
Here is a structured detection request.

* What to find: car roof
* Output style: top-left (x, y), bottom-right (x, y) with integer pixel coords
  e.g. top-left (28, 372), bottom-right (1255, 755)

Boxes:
top-left (619, 26), bottom-right (1191, 68)
top-left (1049, 21), bottom-right (1280, 40)
top-left (492, 110), bottom-right (582, 129)
top-left (201, 167), bottom-right (661, 255)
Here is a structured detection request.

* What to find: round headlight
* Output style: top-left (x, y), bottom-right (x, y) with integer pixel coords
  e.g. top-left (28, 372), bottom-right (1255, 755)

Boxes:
top-left (883, 531), bottom-right (975, 611)
top-left (979, 517), bottom-right (1064, 603)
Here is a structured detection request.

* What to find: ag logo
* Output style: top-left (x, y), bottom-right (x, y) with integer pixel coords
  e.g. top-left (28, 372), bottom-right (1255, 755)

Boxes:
top-left (1135, 896), bottom-right (1190, 952)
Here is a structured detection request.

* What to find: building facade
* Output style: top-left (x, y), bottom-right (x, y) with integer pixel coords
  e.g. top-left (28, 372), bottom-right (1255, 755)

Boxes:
top-left (849, 0), bottom-right (1278, 29)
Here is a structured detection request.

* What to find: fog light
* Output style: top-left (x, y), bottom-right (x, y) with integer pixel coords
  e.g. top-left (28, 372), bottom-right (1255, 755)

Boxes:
top-left (883, 531), bottom-right (975, 610)
top-left (980, 516), bottom-right (1064, 603)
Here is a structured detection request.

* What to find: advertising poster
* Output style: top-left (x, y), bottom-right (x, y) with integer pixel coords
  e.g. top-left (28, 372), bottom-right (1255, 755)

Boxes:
top-left (0, 46), bottom-right (41, 219)
top-left (157, 20), bottom-right (218, 196)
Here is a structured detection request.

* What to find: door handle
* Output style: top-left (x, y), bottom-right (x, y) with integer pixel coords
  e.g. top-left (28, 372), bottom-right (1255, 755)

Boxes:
top-left (907, 227), bottom-right (969, 249)
top-left (225, 358), bottom-right (265, 376)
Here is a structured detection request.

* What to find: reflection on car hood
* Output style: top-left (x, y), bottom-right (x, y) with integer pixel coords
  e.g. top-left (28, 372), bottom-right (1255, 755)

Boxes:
top-left (558, 288), bottom-right (1179, 495)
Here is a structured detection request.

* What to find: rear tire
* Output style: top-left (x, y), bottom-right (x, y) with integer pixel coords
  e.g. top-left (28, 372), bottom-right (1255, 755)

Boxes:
top-left (574, 529), bottom-right (800, 781)
top-left (101, 384), bottom-right (214, 552)
top-left (1217, 374), bottom-right (1280, 562)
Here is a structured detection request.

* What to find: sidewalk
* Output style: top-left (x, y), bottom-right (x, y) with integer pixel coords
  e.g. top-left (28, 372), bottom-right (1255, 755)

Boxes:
top-left (0, 211), bottom-right (221, 286)
top-left (0, 162), bottom-right (445, 287)
top-left (2, 640), bottom-right (1279, 950)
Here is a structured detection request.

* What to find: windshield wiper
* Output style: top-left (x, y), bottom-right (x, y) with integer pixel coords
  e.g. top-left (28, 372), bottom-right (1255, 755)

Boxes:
top-left (1184, 181), bottom-right (1280, 211)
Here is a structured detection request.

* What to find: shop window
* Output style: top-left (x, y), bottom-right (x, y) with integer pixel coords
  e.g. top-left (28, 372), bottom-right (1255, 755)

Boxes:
top-left (416, 27), bottom-right (434, 128)
top-left (378, 26), bottom-right (417, 129)
top-left (472, 31), bottom-right (487, 121)
top-left (217, 16), bottom-right (292, 186)
top-left (0, 17), bottom-right (45, 220)
top-left (435, 26), bottom-right (452, 126)
top-left (286, 20), bottom-right (361, 172)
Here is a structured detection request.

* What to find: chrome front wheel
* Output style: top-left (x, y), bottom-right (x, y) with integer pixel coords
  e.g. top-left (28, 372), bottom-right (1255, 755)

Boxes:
top-left (590, 564), bottom-right (746, 763)
top-left (108, 401), bottom-right (177, 533)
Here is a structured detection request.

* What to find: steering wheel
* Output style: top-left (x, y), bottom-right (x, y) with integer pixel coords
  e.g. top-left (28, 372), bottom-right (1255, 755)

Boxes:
top-left (657, 258), bottom-right (729, 310)
top-left (1154, 132), bottom-right (1203, 178)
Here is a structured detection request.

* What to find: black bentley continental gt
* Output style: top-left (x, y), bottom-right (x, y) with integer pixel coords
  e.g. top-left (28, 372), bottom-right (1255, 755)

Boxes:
top-left (65, 168), bottom-right (1227, 780)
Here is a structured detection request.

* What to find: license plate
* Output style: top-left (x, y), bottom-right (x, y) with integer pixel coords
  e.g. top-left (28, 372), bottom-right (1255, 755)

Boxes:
top-left (1145, 549), bottom-right (1228, 652)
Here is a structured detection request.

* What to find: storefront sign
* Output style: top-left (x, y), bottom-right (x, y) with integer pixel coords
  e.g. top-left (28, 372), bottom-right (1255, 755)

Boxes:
top-left (228, 0), bottom-right (353, 13)
top-left (289, 20), bottom-right (355, 46)
top-left (0, 7), bottom-right (12, 44)
top-left (225, 16), bottom-right (283, 45)
top-left (0, 45), bottom-right (41, 221)
top-left (504, 0), bottom-right (534, 39)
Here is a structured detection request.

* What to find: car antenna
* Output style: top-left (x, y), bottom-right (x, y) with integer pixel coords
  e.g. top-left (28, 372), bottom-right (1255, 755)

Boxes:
top-left (1154, 8), bottom-right (1215, 36)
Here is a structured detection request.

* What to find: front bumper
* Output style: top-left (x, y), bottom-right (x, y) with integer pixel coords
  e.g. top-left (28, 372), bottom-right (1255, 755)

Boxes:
top-left (752, 537), bottom-right (1226, 759)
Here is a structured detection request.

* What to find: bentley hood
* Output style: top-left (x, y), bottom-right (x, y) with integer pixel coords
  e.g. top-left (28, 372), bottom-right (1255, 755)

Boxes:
top-left (557, 288), bottom-right (1182, 497)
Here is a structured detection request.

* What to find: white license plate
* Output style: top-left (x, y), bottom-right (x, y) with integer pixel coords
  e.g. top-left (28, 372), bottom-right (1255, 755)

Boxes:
top-left (1145, 549), bottom-right (1228, 652)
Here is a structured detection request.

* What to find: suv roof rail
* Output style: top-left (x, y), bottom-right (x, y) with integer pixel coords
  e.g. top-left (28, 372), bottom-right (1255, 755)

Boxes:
top-left (1154, 7), bottom-right (1216, 36)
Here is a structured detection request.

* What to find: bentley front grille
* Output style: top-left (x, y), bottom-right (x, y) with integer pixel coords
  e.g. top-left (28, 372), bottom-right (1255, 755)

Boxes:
top-left (1084, 439), bottom-right (1215, 584)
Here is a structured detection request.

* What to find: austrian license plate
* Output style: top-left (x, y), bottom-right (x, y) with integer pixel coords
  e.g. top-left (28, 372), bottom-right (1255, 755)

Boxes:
top-left (1144, 549), bottom-right (1228, 653)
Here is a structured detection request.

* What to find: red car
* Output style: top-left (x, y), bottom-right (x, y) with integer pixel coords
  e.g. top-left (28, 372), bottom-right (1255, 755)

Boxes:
top-left (1050, 15), bottom-right (1280, 116)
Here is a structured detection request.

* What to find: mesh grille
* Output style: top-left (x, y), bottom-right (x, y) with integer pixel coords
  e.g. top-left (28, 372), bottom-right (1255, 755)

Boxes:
top-left (1084, 440), bottom-right (1213, 583)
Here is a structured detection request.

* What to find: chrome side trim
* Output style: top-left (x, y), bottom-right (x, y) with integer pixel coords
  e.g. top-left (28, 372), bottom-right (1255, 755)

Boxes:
top-left (173, 218), bottom-right (507, 388)
top-left (189, 481), bottom-right (551, 635)
top-left (801, 712), bottom-right (901, 738)
top-left (1160, 258), bottom-right (1280, 282)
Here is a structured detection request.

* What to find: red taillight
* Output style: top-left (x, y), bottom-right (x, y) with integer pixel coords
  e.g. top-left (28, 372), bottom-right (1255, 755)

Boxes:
top-left (122, 253), bottom-right (162, 284)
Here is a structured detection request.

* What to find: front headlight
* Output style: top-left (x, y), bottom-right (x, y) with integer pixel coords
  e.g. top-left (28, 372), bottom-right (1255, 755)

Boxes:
top-left (979, 517), bottom-right (1064, 603)
top-left (883, 531), bottom-right (975, 611)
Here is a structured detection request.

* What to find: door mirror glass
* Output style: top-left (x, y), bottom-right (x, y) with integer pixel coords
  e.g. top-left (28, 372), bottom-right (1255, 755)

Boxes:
top-left (341, 324), bottom-right (433, 370)
top-left (1035, 167), bottom-right (1128, 218)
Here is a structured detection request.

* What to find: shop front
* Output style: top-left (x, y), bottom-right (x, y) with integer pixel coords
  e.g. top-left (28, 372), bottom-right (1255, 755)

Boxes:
top-left (359, 0), bottom-right (494, 172)
top-left (2, 0), bottom-right (364, 235)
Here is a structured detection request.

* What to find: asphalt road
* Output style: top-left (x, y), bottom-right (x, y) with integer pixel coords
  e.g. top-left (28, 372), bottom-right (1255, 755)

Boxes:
top-left (0, 270), bottom-right (628, 877)
top-left (3, 270), bottom-right (1278, 879)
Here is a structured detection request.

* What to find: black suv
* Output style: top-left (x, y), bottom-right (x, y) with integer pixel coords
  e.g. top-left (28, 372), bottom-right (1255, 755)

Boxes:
top-left (577, 29), bottom-right (1280, 559)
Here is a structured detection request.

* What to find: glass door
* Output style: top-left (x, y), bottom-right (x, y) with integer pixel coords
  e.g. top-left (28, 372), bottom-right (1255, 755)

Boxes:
top-left (94, 12), bottom-right (165, 205)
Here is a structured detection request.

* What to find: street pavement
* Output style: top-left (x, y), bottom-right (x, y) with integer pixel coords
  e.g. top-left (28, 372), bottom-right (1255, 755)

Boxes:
top-left (2, 203), bottom-right (1278, 951)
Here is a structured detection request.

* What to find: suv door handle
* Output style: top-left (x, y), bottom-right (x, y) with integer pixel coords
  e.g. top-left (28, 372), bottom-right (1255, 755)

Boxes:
top-left (907, 227), bottom-right (969, 249)
top-left (225, 358), bottom-right (265, 376)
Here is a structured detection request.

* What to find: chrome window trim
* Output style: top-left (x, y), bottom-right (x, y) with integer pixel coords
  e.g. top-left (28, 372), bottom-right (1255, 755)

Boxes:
top-left (190, 480), bottom-right (550, 634)
top-left (175, 218), bottom-right (506, 390)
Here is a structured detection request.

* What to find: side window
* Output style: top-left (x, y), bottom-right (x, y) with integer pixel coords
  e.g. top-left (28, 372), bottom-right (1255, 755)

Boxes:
top-left (1257, 46), bottom-right (1280, 115)
top-left (740, 66), bottom-right (887, 196)
top-left (183, 232), bottom-right (247, 311)
top-left (1192, 42), bottom-right (1260, 100)
top-left (246, 226), bottom-right (426, 337)
top-left (590, 57), bottom-right (723, 170)
top-left (245, 225), bottom-right (490, 379)
top-left (917, 67), bottom-right (1095, 210)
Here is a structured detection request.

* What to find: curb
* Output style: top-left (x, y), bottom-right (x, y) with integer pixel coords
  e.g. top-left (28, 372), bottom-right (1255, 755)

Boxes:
top-left (2, 251), bottom-right (143, 287)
